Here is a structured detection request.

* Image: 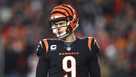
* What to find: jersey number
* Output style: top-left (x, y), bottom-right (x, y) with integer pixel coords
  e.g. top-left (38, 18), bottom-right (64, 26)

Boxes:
top-left (62, 56), bottom-right (76, 77)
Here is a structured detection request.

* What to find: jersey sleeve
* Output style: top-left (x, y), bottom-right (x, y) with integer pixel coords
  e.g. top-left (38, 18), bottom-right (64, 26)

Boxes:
top-left (92, 38), bottom-right (100, 56)
top-left (35, 40), bottom-right (45, 57)
top-left (35, 40), bottom-right (49, 77)
top-left (88, 37), bottom-right (101, 77)
top-left (36, 56), bottom-right (49, 77)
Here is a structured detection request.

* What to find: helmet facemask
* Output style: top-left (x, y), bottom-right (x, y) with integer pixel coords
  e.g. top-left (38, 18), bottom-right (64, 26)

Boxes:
top-left (50, 17), bottom-right (72, 39)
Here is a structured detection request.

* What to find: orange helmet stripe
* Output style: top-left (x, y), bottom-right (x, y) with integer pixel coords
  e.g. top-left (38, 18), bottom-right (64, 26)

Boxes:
top-left (51, 8), bottom-right (69, 16)
top-left (51, 11), bottom-right (66, 16)
top-left (62, 4), bottom-right (74, 16)
top-left (54, 7), bottom-right (71, 16)
top-left (55, 5), bottom-right (73, 16)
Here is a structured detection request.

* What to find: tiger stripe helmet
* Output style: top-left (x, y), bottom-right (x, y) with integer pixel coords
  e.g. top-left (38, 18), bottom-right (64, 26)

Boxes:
top-left (49, 3), bottom-right (79, 33)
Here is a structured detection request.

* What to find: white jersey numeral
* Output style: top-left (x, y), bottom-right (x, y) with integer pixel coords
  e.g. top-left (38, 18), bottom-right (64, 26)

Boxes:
top-left (62, 56), bottom-right (76, 77)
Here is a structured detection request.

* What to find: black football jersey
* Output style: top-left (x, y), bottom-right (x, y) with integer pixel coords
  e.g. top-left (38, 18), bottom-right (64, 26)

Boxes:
top-left (35, 37), bottom-right (100, 77)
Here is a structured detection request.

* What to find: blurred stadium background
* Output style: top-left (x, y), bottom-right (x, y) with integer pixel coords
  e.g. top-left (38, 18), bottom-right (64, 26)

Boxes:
top-left (0, 0), bottom-right (136, 77)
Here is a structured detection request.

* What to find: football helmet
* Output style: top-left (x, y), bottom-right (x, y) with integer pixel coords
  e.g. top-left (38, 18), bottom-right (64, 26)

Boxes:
top-left (49, 3), bottom-right (79, 38)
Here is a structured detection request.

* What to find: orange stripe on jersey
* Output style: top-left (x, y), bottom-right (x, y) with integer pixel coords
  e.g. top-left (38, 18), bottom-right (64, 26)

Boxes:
top-left (88, 37), bottom-right (93, 49)
top-left (43, 39), bottom-right (49, 53)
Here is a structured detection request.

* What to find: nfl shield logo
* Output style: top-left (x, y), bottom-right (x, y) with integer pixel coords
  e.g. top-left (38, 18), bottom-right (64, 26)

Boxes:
top-left (66, 47), bottom-right (71, 51)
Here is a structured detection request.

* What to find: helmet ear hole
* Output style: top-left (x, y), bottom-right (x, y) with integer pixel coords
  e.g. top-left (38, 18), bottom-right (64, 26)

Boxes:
top-left (67, 16), bottom-right (73, 21)
top-left (67, 25), bottom-right (72, 33)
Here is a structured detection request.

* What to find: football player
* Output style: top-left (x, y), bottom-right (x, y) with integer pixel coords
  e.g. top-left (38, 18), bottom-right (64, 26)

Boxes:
top-left (35, 3), bottom-right (101, 77)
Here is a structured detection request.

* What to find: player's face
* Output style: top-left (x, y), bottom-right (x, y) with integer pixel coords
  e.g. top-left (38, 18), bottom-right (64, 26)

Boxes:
top-left (51, 20), bottom-right (68, 38)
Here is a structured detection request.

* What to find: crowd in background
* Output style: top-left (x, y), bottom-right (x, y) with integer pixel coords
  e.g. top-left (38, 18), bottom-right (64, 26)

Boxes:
top-left (0, 0), bottom-right (136, 77)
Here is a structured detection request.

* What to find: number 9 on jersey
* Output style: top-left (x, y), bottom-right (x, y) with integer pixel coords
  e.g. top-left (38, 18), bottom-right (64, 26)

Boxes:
top-left (62, 56), bottom-right (76, 77)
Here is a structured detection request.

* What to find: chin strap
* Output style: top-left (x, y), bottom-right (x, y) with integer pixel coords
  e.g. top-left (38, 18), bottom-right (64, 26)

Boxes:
top-left (56, 31), bottom-right (67, 38)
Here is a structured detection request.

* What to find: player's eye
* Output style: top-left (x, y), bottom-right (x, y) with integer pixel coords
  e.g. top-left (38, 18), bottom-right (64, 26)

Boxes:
top-left (51, 21), bottom-right (67, 29)
top-left (58, 22), bottom-right (64, 26)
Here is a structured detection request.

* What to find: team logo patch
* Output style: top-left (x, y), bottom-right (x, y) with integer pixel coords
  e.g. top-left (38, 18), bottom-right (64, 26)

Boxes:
top-left (50, 45), bottom-right (57, 51)
top-left (66, 46), bottom-right (71, 51)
